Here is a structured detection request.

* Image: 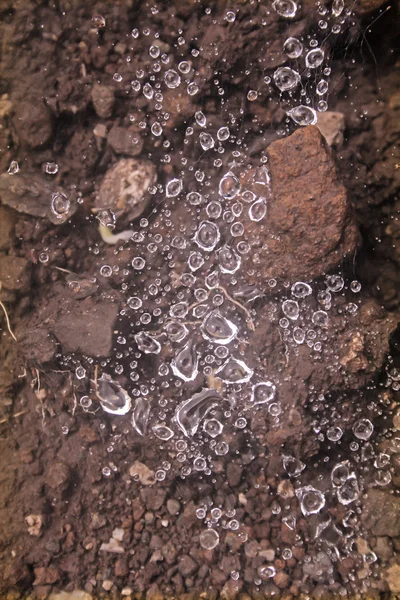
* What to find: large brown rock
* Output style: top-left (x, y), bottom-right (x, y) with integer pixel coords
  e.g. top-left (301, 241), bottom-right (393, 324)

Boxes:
top-left (0, 255), bottom-right (30, 292)
top-left (361, 489), bottom-right (400, 537)
top-left (51, 297), bottom-right (119, 358)
top-left (240, 126), bottom-right (359, 287)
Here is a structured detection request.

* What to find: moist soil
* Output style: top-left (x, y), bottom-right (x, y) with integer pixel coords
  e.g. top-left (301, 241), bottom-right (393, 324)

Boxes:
top-left (0, 1), bottom-right (399, 599)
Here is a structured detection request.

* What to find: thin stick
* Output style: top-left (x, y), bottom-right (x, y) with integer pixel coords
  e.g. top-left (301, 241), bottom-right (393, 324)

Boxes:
top-left (0, 297), bottom-right (17, 342)
top-left (217, 286), bottom-right (255, 331)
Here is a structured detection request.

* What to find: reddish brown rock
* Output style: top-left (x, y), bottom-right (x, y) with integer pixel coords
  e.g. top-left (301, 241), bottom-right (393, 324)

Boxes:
top-left (240, 126), bottom-right (359, 287)
top-left (13, 99), bottom-right (53, 148)
top-left (0, 255), bottom-right (30, 292)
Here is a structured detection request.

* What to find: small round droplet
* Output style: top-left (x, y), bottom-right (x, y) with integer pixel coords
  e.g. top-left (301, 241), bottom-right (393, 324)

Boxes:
top-left (200, 528), bottom-right (220, 550)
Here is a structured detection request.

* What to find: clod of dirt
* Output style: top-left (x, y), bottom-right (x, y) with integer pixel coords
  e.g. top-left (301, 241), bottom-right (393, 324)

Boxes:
top-left (0, 206), bottom-right (15, 251)
top-left (19, 326), bottom-right (57, 364)
top-left (354, 0), bottom-right (388, 13)
top-left (96, 158), bottom-right (157, 221)
top-left (384, 564), bottom-right (400, 594)
top-left (107, 126), bottom-right (144, 157)
top-left (49, 591), bottom-right (93, 600)
top-left (25, 514), bottom-right (43, 537)
top-left (50, 296), bottom-right (119, 358)
top-left (316, 111), bottom-right (345, 147)
top-left (91, 83), bottom-right (115, 118)
top-left (129, 461), bottom-right (156, 486)
top-left (0, 173), bottom-right (76, 225)
top-left (0, 255), bottom-right (30, 293)
top-left (46, 461), bottom-right (71, 491)
top-left (241, 126), bottom-right (359, 286)
top-left (362, 489), bottom-right (400, 536)
top-left (13, 99), bottom-right (53, 148)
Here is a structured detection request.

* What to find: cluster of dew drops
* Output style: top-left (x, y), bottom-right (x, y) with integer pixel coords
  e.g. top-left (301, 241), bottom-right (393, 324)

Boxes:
top-left (48, 0), bottom-right (399, 574)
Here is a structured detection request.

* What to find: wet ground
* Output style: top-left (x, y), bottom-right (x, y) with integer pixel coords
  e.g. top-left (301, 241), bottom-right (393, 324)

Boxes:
top-left (0, 0), bottom-right (400, 598)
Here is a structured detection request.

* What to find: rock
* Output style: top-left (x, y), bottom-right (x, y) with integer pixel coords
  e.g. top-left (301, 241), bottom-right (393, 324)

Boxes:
top-left (178, 555), bottom-right (198, 577)
top-left (146, 583), bottom-right (164, 600)
top-left (19, 326), bottom-right (57, 364)
top-left (13, 100), bottom-right (53, 148)
top-left (166, 498), bottom-right (181, 515)
top-left (129, 461), bottom-right (156, 486)
top-left (51, 297), bottom-right (119, 358)
top-left (100, 537), bottom-right (124, 554)
top-left (0, 255), bottom-right (30, 292)
top-left (316, 111), bottom-right (345, 147)
top-left (46, 461), bottom-right (70, 491)
top-left (33, 566), bottom-right (60, 586)
top-left (354, 0), bottom-right (387, 13)
top-left (102, 580), bottom-right (113, 591)
top-left (226, 463), bottom-right (243, 487)
top-left (96, 158), bottom-right (157, 221)
top-left (362, 489), bottom-right (400, 537)
top-left (162, 541), bottom-right (178, 564)
top-left (140, 486), bottom-right (167, 511)
top-left (0, 173), bottom-right (76, 225)
top-left (273, 571), bottom-right (290, 589)
top-left (302, 552), bottom-right (333, 583)
top-left (240, 126), bottom-right (359, 287)
top-left (49, 591), bottom-right (93, 600)
top-left (384, 564), bottom-right (400, 593)
top-left (108, 126), bottom-right (144, 156)
top-left (0, 206), bottom-right (15, 251)
top-left (374, 536), bottom-right (393, 561)
top-left (25, 514), bottom-right (43, 537)
top-left (91, 84), bottom-right (115, 118)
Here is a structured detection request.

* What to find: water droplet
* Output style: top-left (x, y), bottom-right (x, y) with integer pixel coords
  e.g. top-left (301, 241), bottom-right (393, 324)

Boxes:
top-left (51, 192), bottom-right (70, 218)
top-left (164, 69), bottom-right (181, 88)
top-left (200, 528), bottom-right (220, 549)
top-left (166, 178), bottom-right (182, 197)
top-left (305, 48), bottom-right (324, 69)
top-left (153, 423), bottom-right (174, 440)
top-left (215, 357), bottom-right (253, 384)
top-left (249, 198), bottom-right (267, 221)
top-left (283, 37), bottom-right (303, 58)
top-left (217, 245), bottom-right (241, 273)
top-left (194, 221), bottom-right (220, 252)
top-left (296, 486), bottom-right (325, 515)
top-left (132, 397), bottom-right (150, 436)
top-left (352, 418), bottom-right (373, 441)
top-left (97, 375), bottom-right (132, 415)
top-left (199, 132), bottom-right (215, 151)
top-left (201, 310), bottom-right (238, 344)
top-left (171, 340), bottom-right (199, 382)
top-left (288, 105), bottom-right (318, 126)
top-left (134, 331), bottom-right (161, 354)
top-left (175, 389), bottom-right (222, 437)
top-left (273, 67), bottom-right (300, 91)
top-left (273, 0), bottom-right (297, 18)
top-left (219, 172), bottom-right (241, 199)
top-left (250, 381), bottom-right (276, 405)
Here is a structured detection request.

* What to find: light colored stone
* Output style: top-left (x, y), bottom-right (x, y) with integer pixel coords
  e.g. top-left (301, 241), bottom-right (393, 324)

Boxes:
top-left (316, 111), bottom-right (345, 147)
top-left (129, 460), bottom-right (156, 486)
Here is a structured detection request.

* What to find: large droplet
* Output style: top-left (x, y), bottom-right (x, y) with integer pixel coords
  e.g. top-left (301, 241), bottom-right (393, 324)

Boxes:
top-left (305, 48), bottom-right (324, 69)
top-left (272, 0), bottom-right (297, 18)
top-left (219, 172), bottom-right (241, 199)
top-left (134, 331), bottom-right (161, 354)
top-left (152, 423), bottom-right (174, 441)
top-left (273, 66), bottom-right (300, 91)
top-left (96, 375), bottom-right (132, 415)
top-left (215, 357), bottom-right (253, 384)
top-left (201, 310), bottom-right (238, 345)
top-left (288, 105), bottom-right (317, 126)
top-left (249, 198), bottom-right (267, 222)
top-left (194, 221), bottom-right (220, 252)
top-left (199, 132), bottom-right (215, 151)
top-left (250, 381), bottom-right (276, 405)
top-left (296, 486), bottom-right (325, 515)
top-left (171, 339), bottom-right (199, 382)
top-left (165, 320), bottom-right (188, 342)
top-left (200, 528), bottom-right (220, 549)
top-left (175, 389), bottom-right (222, 437)
top-left (283, 37), bottom-right (303, 58)
top-left (217, 246), bottom-right (241, 273)
top-left (131, 397), bottom-right (150, 435)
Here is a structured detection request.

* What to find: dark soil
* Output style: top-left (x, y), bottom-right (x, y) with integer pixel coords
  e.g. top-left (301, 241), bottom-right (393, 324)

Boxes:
top-left (0, 1), bottom-right (399, 599)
